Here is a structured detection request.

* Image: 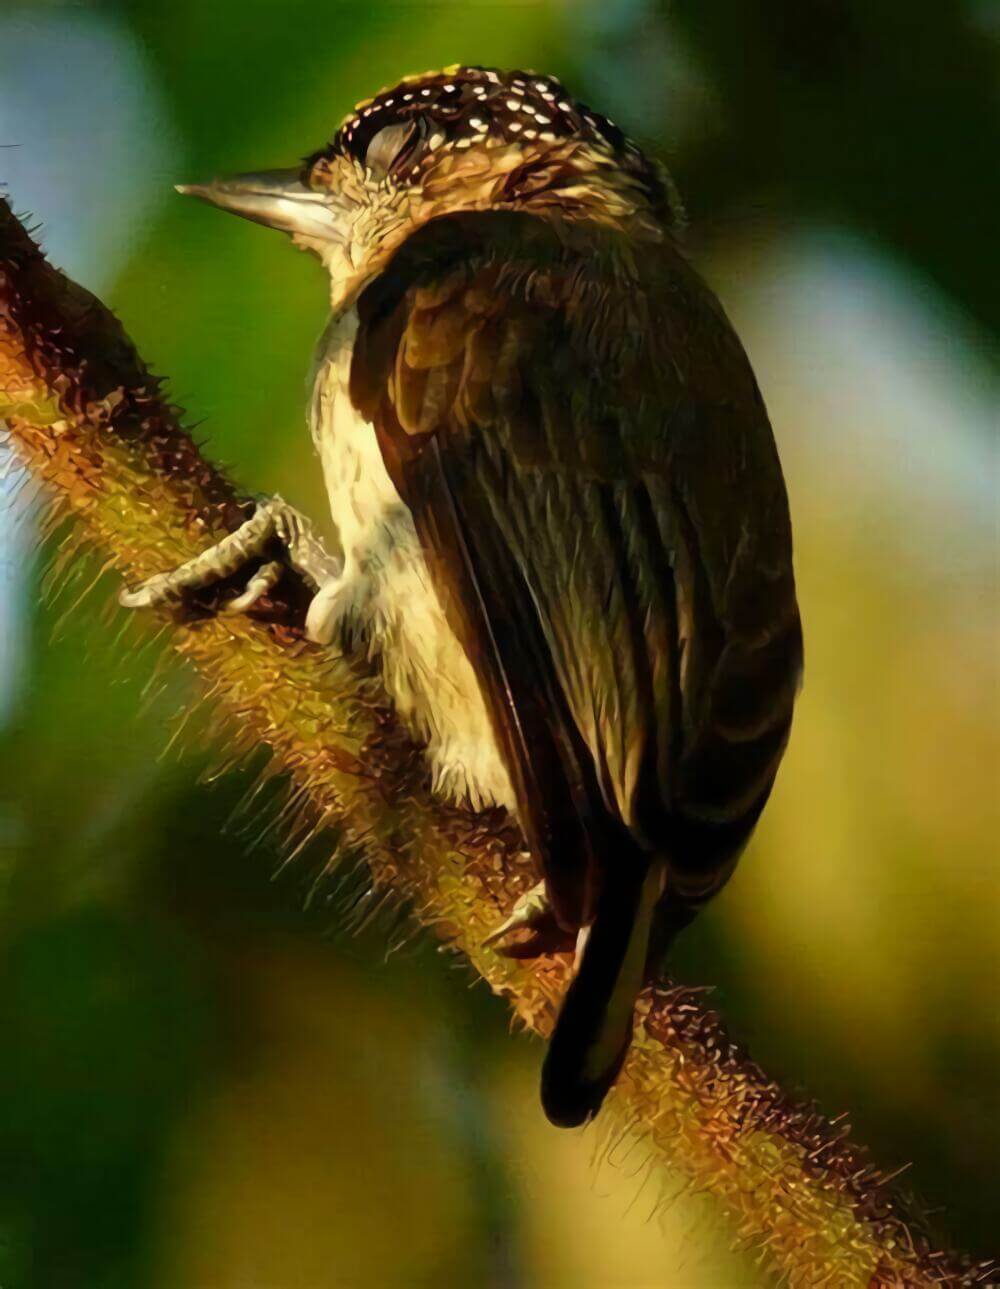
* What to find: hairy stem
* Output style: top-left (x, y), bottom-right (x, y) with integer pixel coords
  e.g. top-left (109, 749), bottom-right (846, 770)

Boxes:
top-left (0, 198), bottom-right (991, 1288)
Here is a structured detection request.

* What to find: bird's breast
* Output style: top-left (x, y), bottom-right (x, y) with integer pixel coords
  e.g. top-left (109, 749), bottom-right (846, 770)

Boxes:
top-left (308, 308), bottom-right (516, 814)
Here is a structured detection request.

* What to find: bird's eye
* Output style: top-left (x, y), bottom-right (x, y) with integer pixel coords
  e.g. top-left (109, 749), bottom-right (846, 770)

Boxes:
top-left (364, 120), bottom-right (419, 179)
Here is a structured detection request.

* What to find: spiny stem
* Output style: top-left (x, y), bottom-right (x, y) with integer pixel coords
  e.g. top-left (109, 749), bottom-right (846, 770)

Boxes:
top-left (1, 197), bottom-right (992, 1288)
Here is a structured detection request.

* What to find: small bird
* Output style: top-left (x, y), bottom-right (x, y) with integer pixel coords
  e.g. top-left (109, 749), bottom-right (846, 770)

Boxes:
top-left (122, 65), bottom-right (803, 1127)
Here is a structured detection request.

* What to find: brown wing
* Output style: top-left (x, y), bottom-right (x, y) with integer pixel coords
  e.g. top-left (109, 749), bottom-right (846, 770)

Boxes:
top-left (351, 211), bottom-right (802, 927)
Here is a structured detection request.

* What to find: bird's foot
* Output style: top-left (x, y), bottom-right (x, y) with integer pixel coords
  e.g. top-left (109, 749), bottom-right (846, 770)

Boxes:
top-left (119, 495), bottom-right (340, 615)
top-left (484, 878), bottom-right (575, 959)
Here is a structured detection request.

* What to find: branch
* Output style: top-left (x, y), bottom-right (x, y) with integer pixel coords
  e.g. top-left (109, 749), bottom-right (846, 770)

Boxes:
top-left (1, 197), bottom-right (991, 1288)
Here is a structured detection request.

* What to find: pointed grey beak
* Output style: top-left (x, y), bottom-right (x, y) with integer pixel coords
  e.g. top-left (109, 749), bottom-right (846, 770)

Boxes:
top-left (176, 168), bottom-right (343, 241)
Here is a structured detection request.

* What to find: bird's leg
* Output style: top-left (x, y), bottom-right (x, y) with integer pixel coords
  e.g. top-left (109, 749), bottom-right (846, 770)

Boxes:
top-left (119, 495), bottom-right (341, 614)
top-left (303, 572), bottom-right (363, 646)
top-left (484, 877), bottom-right (576, 958)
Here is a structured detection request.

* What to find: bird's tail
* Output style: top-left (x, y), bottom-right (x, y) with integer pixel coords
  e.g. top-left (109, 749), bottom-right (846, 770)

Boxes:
top-left (541, 859), bottom-right (665, 1128)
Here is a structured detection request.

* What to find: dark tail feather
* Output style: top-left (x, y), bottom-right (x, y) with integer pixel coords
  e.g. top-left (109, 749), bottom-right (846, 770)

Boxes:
top-left (541, 861), bottom-right (663, 1128)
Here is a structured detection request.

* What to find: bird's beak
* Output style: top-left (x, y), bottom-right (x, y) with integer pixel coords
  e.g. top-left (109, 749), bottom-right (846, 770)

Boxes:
top-left (176, 168), bottom-right (344, 241)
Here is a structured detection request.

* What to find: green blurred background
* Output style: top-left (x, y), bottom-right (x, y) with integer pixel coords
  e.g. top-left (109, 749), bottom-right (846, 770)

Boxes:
top-left (1, 2), bottom-right (997, 1285)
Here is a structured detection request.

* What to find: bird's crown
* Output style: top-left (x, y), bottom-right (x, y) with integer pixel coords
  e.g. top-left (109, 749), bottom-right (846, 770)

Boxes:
top-left (328, 65), bottom-right (628, 174)
top-left (305, 64), bottom-right (680, 230)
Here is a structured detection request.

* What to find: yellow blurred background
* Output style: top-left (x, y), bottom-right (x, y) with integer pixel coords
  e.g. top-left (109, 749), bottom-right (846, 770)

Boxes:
top-left (1, 1), bottom-right (997, 1285)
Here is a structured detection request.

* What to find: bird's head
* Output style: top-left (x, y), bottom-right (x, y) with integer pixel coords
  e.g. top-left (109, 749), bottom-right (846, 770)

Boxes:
top-left (180, 65), bottom-right (681, 307)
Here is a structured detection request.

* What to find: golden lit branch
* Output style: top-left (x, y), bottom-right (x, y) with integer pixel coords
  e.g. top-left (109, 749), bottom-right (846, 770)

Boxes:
top-left (1, 197), bottom-right (990, 1288)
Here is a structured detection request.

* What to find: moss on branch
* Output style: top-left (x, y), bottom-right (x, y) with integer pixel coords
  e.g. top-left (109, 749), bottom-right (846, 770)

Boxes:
top-left (1, 197), bottom-right (992, 1288)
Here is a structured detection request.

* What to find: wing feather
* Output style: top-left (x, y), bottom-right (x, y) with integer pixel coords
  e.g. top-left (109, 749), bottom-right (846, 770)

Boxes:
top-left (351, 210), bottom-right (802, 923)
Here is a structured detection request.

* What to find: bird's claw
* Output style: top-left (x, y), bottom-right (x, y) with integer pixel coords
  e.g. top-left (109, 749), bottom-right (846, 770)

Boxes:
top-left (118, 496), bottom-right (340, 615)
top-left (217, 559), bottom-right (285, 614)
top-left (484, 878), bottom-right (575, 959)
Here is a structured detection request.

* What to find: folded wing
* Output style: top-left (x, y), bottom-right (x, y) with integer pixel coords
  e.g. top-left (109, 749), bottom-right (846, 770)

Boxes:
top-left (350, 209), bottom-right (802, 928)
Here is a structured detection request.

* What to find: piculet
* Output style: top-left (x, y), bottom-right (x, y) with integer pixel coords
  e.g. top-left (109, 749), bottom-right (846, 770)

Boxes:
top-left (121, 65), bottom-right (804, 1128)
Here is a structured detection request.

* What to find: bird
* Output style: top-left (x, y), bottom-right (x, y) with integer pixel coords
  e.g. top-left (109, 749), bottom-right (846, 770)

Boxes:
top-left (120, 64), bottom-right (803, 1128)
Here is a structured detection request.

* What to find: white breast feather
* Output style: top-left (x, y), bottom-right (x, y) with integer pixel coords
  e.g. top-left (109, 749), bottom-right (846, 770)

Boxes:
top-left (309, 308), bottom-right (516, 814)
